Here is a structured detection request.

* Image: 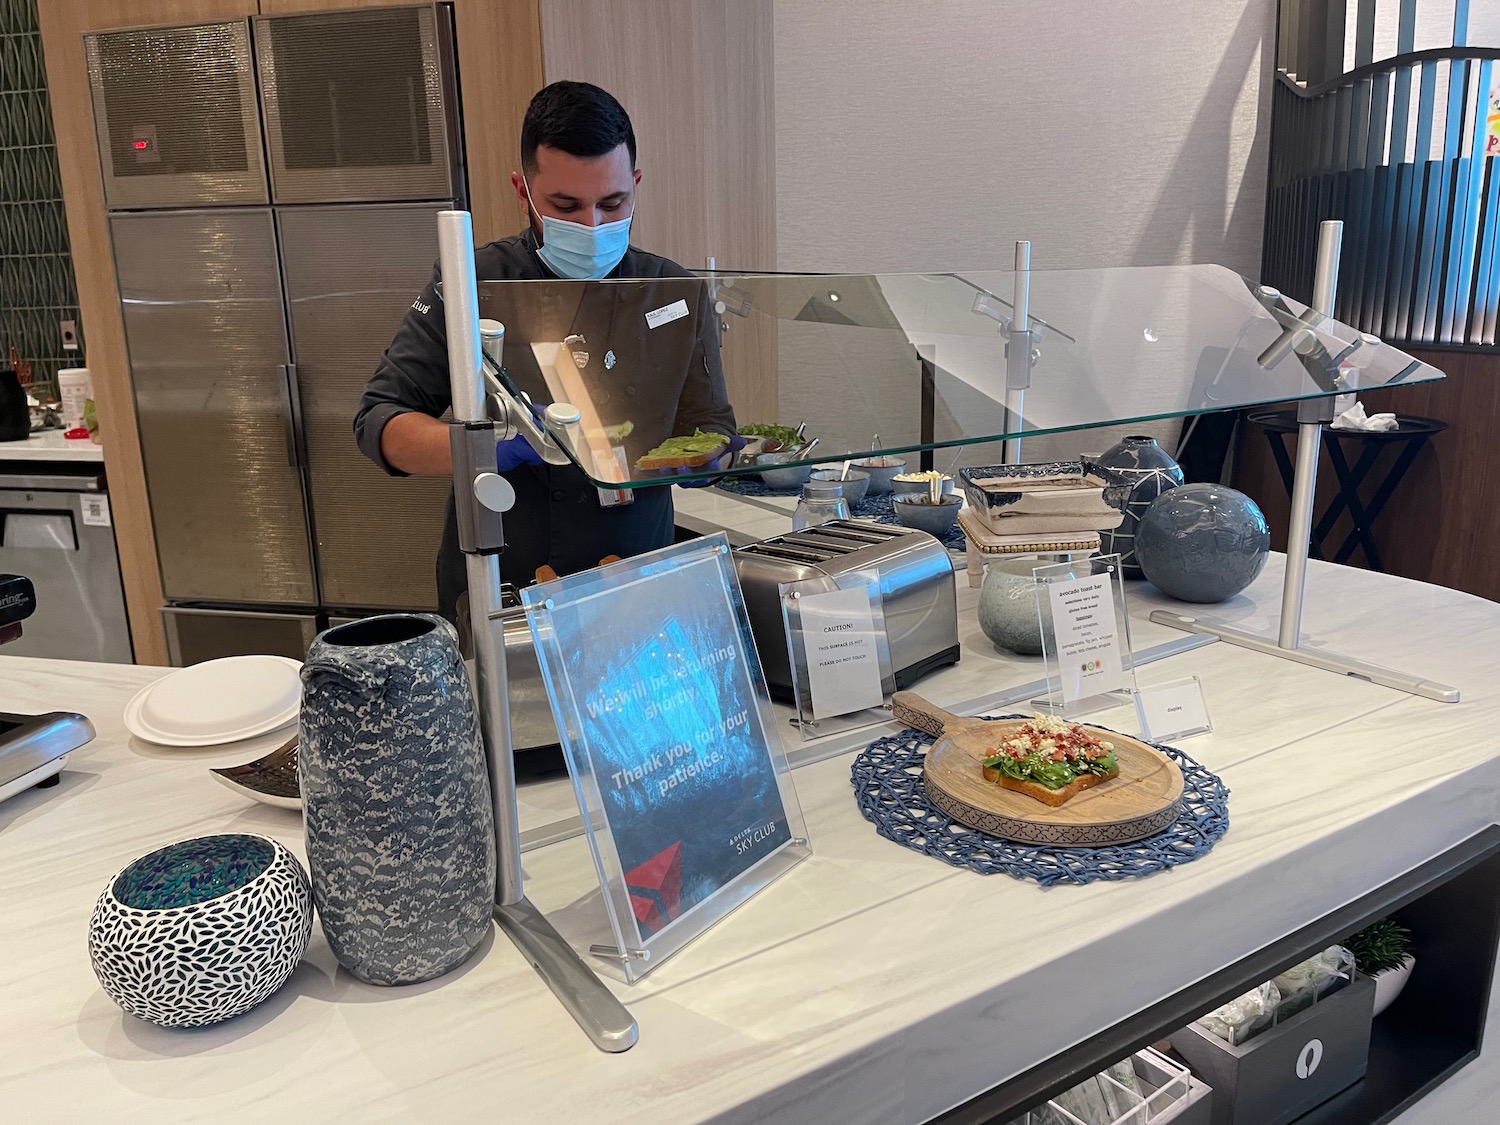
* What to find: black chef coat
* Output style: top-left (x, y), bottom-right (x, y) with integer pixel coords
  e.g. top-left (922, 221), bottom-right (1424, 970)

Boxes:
top-left (355, 227), bottom-right (737, 621)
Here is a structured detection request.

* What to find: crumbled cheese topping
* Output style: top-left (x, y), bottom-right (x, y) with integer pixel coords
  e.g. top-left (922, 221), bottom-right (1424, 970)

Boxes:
top-left (997, 714), bottom-right (1114, 762)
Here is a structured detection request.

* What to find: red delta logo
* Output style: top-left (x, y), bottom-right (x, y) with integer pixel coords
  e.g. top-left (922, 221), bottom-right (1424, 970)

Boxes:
top-left (626, 841), bottom-right (683, 934)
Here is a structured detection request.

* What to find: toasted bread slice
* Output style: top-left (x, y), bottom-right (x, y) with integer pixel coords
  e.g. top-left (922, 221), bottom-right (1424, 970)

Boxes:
top-left (634, 443), bottom-right (728, 471)
top-left (981, 761), bottom-right (1120, 807)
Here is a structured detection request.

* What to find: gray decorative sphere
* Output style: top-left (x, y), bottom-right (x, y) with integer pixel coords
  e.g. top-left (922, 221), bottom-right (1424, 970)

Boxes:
top-left (89, 833), bottom-right (312, 1028)
top-left (1136, 484), bottom-right (1270, 603)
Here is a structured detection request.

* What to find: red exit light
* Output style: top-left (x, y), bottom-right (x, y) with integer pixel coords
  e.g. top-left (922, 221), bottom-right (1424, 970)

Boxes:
top-left (133, 139), bottom-right (150, 150)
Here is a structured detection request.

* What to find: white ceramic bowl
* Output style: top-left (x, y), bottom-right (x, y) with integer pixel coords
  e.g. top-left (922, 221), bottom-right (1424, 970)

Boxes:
top-left (756, 451), bottom-right (812, 490)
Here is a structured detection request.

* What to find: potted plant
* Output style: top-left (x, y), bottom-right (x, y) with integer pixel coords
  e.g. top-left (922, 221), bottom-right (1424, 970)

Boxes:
top-left (1346, 917), bottom-right (1415, 1016)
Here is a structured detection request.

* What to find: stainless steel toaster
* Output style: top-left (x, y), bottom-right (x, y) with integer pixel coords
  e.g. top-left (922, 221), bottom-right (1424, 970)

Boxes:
top-left (732, 520), bottom-right (960, 700)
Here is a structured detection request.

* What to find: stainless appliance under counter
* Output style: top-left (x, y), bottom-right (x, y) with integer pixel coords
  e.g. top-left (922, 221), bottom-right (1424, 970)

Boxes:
top-left (0, 467), bottom-right (131, 663)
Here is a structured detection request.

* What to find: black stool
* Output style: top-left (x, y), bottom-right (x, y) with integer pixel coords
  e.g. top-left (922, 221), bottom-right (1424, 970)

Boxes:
top-left (1247, 410), bottom-right (1445, 572)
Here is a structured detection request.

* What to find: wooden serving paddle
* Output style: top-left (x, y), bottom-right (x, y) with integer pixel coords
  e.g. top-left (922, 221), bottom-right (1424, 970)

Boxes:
top-left (891, 692), bottom-right (1185, 847)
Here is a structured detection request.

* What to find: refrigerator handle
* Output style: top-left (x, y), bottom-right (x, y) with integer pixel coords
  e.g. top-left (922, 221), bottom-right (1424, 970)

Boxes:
top-left (278, 363), bottom-right (306, 470)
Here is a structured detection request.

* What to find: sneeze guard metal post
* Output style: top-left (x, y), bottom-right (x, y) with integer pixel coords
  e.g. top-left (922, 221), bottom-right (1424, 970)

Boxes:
top-left (438, 210), bottom-right (639, 1052)
top-left (1004, 240), bottom-right (1033, 465)
top-left (1149, 220), bottom-right (1459, 703)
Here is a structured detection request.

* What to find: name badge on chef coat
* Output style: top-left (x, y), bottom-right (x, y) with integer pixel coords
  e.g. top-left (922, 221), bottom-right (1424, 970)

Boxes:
top-left (645, 299), bottom-right (689, 329)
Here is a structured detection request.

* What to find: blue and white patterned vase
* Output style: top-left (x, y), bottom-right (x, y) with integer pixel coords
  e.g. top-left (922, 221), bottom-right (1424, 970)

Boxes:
top-left (299, 614), bottom-right (495, 986)
top-left (1088, 436), bottom-right (1185, 578)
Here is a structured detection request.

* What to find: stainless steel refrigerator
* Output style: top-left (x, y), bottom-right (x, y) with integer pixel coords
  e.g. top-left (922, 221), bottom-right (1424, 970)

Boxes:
top-left (86, 5), bottom-right (461, 664)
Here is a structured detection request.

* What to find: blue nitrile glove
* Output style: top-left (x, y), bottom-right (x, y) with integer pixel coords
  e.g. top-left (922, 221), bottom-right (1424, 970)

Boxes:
top-left (673, 433), bottom-right (748, 487)
top-left (495, 433), bottom-right (544, 473)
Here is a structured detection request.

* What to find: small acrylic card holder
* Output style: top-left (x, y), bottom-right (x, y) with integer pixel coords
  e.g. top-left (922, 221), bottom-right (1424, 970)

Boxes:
top-left (1033, 553), bottom-right (1138, 718)
top-left (1133, 675), bottom-right (1213, 743)
top-left (522, 533), bottom-right (811, 983)
top-left (779, 569), bottom-right (895, 741)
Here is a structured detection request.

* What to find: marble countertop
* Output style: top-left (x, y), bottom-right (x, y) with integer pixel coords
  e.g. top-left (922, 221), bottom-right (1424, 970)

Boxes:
top-left (2, 492), bottom-right (1497, 1123)
top-left (0, 429), bottom-right (104, 463)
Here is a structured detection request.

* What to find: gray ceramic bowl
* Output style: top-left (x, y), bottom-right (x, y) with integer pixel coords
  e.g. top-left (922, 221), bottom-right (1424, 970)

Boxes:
top-left (809, 468), bottom-right (870, 506)
top-left (891, 494), bottom-right (962, 536)
top-left (852, 457), bottom-right (907, 495)
top-left (891, 474), bottom-right (955, 498)
top-left (756, 452), bottom-right (811, 491)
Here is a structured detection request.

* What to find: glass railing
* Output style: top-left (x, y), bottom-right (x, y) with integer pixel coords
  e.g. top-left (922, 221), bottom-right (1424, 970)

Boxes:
top-left (472, 263), bottom-right (1444, 489)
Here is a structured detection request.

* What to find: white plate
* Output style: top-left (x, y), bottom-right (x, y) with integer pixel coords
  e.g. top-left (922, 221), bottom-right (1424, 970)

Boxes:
top-left (124, 656), bottom-right (303, 747)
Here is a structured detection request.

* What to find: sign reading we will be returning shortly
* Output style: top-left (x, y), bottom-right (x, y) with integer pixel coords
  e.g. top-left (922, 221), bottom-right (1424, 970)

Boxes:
top-left (597, 647), bottom-right (751, 799)
top-left (524, 537), bottom-right (806, 966)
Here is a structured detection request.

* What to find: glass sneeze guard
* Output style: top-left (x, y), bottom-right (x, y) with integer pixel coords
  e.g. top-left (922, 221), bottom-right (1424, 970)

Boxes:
top-left (469, 263), bottom-right (1444, 488)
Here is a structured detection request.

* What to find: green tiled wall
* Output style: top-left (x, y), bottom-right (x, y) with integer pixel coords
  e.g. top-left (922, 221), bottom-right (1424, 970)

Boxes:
top-left (0, 0), bottom-right (83, 397)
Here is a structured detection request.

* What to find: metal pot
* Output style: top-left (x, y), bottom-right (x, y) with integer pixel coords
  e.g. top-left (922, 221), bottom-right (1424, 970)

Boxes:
top-left (496, 599), bottom-right (561, 750)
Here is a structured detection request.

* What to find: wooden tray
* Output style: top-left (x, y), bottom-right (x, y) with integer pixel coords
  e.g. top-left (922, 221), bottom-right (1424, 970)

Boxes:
top-left (892, 693), bottom-right (1184, 847)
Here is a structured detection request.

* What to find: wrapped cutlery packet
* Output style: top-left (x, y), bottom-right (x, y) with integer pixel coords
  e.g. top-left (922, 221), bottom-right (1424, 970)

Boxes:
top-left (1198, 945), bottom-right (1355, 1046)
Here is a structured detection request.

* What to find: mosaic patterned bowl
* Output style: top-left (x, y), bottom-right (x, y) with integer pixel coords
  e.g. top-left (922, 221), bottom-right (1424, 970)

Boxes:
top-left (88, 833), bottom-right (312, 1028)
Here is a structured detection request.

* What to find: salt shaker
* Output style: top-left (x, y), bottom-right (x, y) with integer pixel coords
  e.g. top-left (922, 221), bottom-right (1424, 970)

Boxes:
top-left (792, 479), bottom-right (849, 530)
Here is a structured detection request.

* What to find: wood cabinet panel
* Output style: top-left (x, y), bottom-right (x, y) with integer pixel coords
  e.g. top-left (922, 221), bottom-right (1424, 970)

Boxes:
top-left (453, 0), bottom-right (545, 245)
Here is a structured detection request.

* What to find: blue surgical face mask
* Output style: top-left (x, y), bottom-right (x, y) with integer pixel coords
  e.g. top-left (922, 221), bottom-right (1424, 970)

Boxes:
top-left (524, 179), bottom-right (633, 280)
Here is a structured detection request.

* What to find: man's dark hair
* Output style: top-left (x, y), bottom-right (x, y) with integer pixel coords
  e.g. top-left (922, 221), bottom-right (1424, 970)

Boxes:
top-left (520, 81), bottom-right (637, 174)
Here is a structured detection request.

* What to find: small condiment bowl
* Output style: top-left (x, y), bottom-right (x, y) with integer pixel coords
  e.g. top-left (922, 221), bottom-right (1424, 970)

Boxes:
top-left (756, 451), bottom-right (811, 491)
top-left (852, 456), bottom-right (907, 495)
top-left (891, 494), bottom-right (962, 536)
top-left (809, 468), bottom-right (870, 506)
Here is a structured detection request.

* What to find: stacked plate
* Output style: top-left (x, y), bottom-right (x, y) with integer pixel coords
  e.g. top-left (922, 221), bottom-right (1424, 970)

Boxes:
top-left (124, 656), bottom-right (303, 747)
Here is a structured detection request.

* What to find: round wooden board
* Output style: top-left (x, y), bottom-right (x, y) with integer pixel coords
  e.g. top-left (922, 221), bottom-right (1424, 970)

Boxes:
top-left (922, 720), bottom-right (1185, 847)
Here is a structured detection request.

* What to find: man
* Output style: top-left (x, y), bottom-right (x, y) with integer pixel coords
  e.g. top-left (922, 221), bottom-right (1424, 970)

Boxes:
top-left (355, 81), bottom-right (737, 623)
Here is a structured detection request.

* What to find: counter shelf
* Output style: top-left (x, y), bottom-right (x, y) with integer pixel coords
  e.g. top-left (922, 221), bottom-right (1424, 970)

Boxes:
top-left (947, 826), bottom-right (1500, 1125)
top-left (475, 249), bottom-right (1456, 700)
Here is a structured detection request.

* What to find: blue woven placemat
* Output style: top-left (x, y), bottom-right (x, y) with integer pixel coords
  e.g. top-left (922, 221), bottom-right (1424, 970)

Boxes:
top-left (715, 478), bottom-right (968, 551)
top-left (850, 718), bottom-right (1230, 887)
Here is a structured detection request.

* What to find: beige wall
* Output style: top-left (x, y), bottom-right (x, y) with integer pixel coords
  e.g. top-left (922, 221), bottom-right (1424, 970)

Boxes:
top-left (539, 0), bottom-right (779, 426)
top-left (773, 0), bottom-right (1276, 278)
top-left (770, 1), bottom-right (1277, 464)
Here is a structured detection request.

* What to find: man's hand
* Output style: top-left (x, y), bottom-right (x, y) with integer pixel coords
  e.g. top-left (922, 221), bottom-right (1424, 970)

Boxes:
top-left (669, 433), bottom-right (747, 488)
